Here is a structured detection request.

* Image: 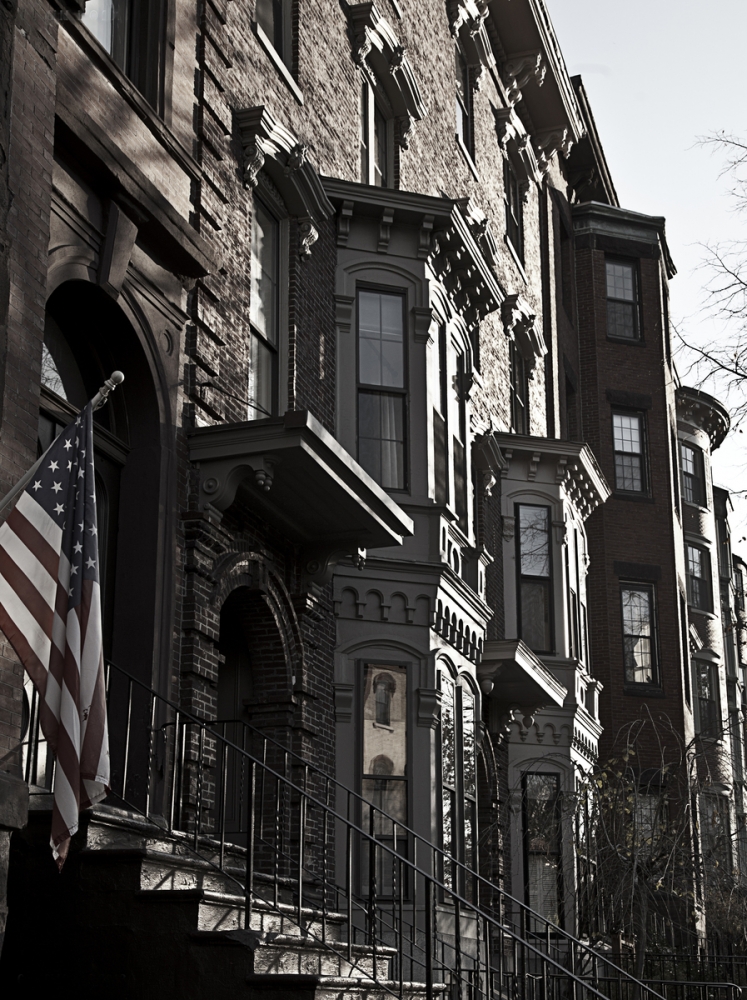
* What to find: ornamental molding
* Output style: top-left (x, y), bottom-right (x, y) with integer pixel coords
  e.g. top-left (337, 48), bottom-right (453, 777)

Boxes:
top-left (501, 293), bottom-right (547, 375)
top-left (676, 386), bottom-right (730, 451)
top-left (456, 198), bottom-right (499, 269)
top-left (235, 105), bottom-right (334, 256)
top-left (533, 126), bottom-right (574, 174)
top-left (493, 107), bottom-right (542, 186)
top-left (503, 51), bottom-right (545, 106)
top-left (447, 0), bottom-right (495, 90)
top-left (347, 2), bottom-right (429, 149)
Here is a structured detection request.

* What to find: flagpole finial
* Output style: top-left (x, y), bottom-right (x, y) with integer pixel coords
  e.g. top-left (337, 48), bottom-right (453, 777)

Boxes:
top-left (91, 371), bottom-right (125, 411)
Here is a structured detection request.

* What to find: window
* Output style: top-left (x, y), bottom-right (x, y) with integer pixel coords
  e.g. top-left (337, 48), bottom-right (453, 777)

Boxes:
top-left (441, 673), bottom-right (478, 898)
top-left (82, 0), bottom-right (166, 110)
top-left (362, 664), bottom-right (407, 894)
top-left (455, 46), bottom-right (471, 154)
top-left (517, 505), bottom-right (553, 654)
top-left (357, 289), bottom-right (407, 490)
top-left (360, 80), bottom-right (391, 187)
top-left (504, 159), bottom-right (523, 259)
top-left (736, 566), bottom-right (745, 612)
top-left (510, 341), bottom-right (529, 435)
top-left (522, 773), bottom-right (561, 926)
top-left (433, 325), bottom-right (449, 506)
top-left (249, 197), bottom-right (281, 418)
top-left (453, 354), bottom-right (468, 533)
top-left (695, 660), bottom-right (721, 737)
top-left (686, 544), bottom-right (713, 613)
top-left (255, 0), bottom-right (292, 67)
top-left (606, 260), bottom-right (639, 341)
top-left (621, 584), bottom-right (658, 685)
top-left (612, 412), bottom-right (646, 493)
top-left (680, 443), bottom-right (706, 506)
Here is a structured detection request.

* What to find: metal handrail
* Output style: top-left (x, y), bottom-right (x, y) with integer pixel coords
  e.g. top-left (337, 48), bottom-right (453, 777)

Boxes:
top-left (23, 659), bottom-right (668, 1000)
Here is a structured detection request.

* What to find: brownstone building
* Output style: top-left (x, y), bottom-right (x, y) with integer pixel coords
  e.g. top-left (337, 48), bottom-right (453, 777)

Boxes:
top-left (0, 0), bottom-right (744, 993)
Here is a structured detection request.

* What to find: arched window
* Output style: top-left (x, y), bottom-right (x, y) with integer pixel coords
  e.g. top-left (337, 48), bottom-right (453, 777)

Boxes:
top-left (373, 672), bottom-right (396, 726)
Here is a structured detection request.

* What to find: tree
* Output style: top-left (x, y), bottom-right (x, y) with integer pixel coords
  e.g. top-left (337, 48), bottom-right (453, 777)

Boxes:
top-left (574, 712), bottom-right (747, 978)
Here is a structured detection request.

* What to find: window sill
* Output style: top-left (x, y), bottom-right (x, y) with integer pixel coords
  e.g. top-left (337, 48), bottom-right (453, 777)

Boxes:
top-left (612, 491), bottom-right (655, 504)
top-left (504, 234), bottom-right (528, 284)
top-left (683, 500), bottom-right (710, 514)
top-left (252, 21), bottom-right (304, 105)
top-left (623, 685), bottom-right (665, 698)
top-left (372, 722), bottom-right (395, 732)
top-left (456, 136), bottom-right (479, 181)
top-left (687, 605), bottom-right (718, 621)
top-left (606, 335), bottom-right (645, 347)
top-left (62, 17), bottom-right (201, 183)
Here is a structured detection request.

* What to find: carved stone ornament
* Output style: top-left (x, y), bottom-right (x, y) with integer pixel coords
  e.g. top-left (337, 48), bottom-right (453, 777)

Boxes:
top-left (457, 197), bottom-right (499, 269)
top-left (235, 106), bottom-right (333, 257)
top-left (502, 293), bottom-right (547, 376)
top-left (492, 107), bottom-right (542, 186)
top-left (534, 127), bottom-right (574, 175)
top-left (447, 0), bottom-right (494, 80)
top-left (504, 51), bottom-right (545, 106)
top-left (346, 2), bottom-right (428, 149)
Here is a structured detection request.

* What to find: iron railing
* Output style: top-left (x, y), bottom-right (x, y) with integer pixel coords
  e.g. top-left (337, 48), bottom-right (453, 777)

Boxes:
top-left (21, 661), bottom-right (673, 1000)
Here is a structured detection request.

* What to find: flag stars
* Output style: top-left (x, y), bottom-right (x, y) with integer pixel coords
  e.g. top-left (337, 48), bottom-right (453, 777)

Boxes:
top-left (78, 522), bottom-right (84, 533)
top-left (54, 503), bottom-right (65, 515)
top-left (73, 542), bottom-right (82, 554)
top-left (52, 482), bottom-right (62, 493)
top-left (77, 469), bottom-right (85, 479)
top-left (63, 438), bottom-right (72, 451)
top-left (71, 565), bottom-right (78, 575)
top-left (48, 460), bottom-right (59, 472)
top-left (32, 481), bottom-right (41, 492)
top-left (88, 525), bottom-right (98, 536)
top-left (86, 557), bottom-right (96, 569)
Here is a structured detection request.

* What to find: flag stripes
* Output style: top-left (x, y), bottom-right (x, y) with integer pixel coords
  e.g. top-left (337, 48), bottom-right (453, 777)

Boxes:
top-left (0, 404), bottom-right (109, 865)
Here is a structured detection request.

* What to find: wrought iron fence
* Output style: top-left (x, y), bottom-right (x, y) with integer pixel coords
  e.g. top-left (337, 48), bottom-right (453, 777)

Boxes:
top-left (22, 660), bottom-right (673, 1000)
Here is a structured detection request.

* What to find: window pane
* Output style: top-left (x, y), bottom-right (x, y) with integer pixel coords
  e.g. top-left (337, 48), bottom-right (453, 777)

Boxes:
top-left (374, 105), bottom-right (388, 187)
top-left (358, 291), bottom-right (404, 388)
top-left (613, 413), bottom-right (641, 453)
top-left (441, 676), bottom-right (456, 878)
top-left (520, 580), bottom-right (552, 651)
top-left (615, 454), bottom-right (643, 492)
top-left (358, 392), bottom-right (405, 489)
top-left (622, 587), bottom-right (654, 684)
top-left (363, 664), bottom-right (407, 777)
top-left (524, 774), bottom-right (561, 924)
top-left (607, 300), bottom-right (636, 340)
top-left (248, 332), bottom-right (275, 418)
top-left (82, 0), bottom-right (116, 52)
top-left (251, 199), bottom-right (279, 344)
top-left (519, 506), bottom-right (550, 577)
top-left (606, 261), bottom-right (635, 301)
top-left (360, 82), bottom-right (370, 183)
top-left (256, 0), bottom-right (282, 53)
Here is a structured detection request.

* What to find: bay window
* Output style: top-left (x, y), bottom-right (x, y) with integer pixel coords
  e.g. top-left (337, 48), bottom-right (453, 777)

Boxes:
top-left (686, 543), bottom-right (713, 613)
top-left (440, 672), bottom-right (477, 898)
top-left (516, 504), bottom-right (553, 654)
top-left (357, 289), bottom-right (407, 490)
top-left (621, 584), bottom-right (658, 685)
top-left (696, 660), bottom-right (721, 738)
top-left (680, 442), bottom-right (706, 506)
top-left (249, 196), bottom-right (280, 418)
top-left (606, 259), bottom-right (639, 341)
top-left (522, 772), bottom-right (562, 925)
top-left (612, 411), bottom-right (646, 493)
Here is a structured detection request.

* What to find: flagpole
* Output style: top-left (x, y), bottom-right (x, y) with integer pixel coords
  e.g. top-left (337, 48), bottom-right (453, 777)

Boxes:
top-left (0, 370), bottom-right (125, 518)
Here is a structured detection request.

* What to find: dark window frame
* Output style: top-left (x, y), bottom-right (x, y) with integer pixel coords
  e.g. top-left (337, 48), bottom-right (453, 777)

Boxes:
top-left (356, 285), bottom-right (409, 492)
top-left (680, 441), bottom-right (707, 508)
top-left (605, 257), bottom-right (641, 343)
top-left (439, 670), bottom-right (479, 900)
top-left (515, 503), bottom-right (554, 655)
top-left (611, 408), bottom-right (649, 496)
top-left (521, 771), bottom-right (563, 930)
top-left (255, 0), bottom-right (294, 70)
top-left (620, 581), bottom-right (661, 689)
top-left (249, 193), bottom-right (283, 419)
top-left (510, 341), bottom-right (529, 435)
top-left (504, 158), bottom-right (524, 261)
top-left (686, 542), bottom-right (713, 614)
top-left (360, 77), bottom-right (395, 188)
top-left (455, 44), bottom-right (473, 157)
top-left (696, 660), bottom-right (721, 739)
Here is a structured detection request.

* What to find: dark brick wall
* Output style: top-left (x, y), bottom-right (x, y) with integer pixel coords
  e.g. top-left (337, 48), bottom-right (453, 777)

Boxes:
top-left (575, 238), bottom-right (687, 762)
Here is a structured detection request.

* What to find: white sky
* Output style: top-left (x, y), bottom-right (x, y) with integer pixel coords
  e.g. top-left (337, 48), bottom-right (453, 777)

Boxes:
top-left (545, 0), bottom-right (747, 542)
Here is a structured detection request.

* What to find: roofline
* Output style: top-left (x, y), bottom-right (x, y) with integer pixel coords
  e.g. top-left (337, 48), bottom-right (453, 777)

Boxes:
top-left (570, 75), bottom-right (618, 207)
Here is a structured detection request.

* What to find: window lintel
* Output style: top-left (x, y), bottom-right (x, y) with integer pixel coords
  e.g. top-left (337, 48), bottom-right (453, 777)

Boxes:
top-left (237, 105), bottom-right (334, 256)
top-left (348, 2), bottom-right (429, 149)
top-left (502, 294), bottom-right (547, 375)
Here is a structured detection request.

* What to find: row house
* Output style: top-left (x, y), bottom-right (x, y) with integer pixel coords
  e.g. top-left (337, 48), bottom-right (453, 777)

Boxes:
top-left (0, 0), bottom-right (744, 989)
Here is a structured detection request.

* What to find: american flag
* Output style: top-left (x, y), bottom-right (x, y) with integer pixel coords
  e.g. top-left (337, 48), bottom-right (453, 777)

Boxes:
top-left (0, 402), bottom-right (109, 866)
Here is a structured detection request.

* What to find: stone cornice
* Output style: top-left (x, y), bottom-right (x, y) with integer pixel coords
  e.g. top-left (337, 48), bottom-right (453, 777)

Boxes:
top-left (235, 106), bottom-right (334, 256)
top-left (501, 293), bottom-right (547, 374)
top-left (493, 433), bottom-right (611, 519)
top-left (676, 386), bottom-right (730, 451)
top-left (322, 177), bottom-right (505, 330)
top-left (447, 0), bottom-right (496, 89)
top-left (346, 1), bottom-right (429, 148)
